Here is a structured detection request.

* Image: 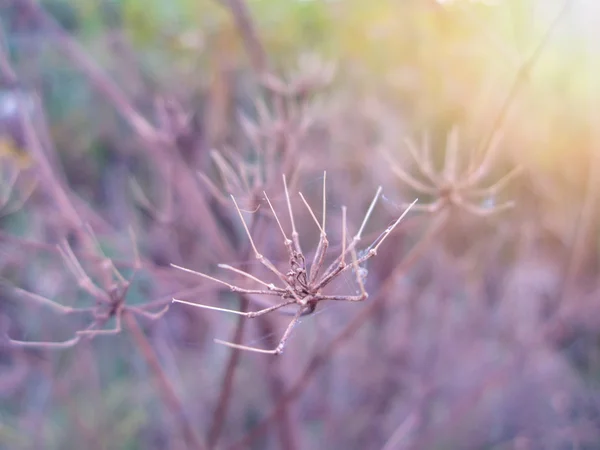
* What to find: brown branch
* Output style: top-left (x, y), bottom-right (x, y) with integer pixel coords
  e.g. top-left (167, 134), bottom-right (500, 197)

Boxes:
top-left (18, 96), bottom-right (85, 229)
top-left (207, 295), bottom-right (250, 449)
top-left (1, 22), bottom-right (111, 236)
top-left (17, 0), bottom-right (161, 144)
top-left (217, 0), bottom-right (269, 76)
top-left (0, 30), bottom-right (107, 256)
top-left (207, 213), bottom-right (281, 449)
top-left (124, 311), bottom-right (207, 450)
top-left (256, 317), bottom-right (299, 450)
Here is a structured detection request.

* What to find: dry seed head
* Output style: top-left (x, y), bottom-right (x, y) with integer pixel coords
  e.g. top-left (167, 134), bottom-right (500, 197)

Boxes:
top-left (170, 175), bottom-right (417, 354)
top-left (386, 126), bottom-right (521, 216)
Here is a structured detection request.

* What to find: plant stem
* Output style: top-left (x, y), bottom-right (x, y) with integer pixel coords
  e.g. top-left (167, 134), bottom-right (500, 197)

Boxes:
top-left (124, 311), bottom-right (207, 450)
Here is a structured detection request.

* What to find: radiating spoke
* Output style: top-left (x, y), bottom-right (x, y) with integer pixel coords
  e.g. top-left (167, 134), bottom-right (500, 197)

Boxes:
top-left (466, 166), bottom-right (523, 197)
top-left (127, 304), bottom-right (170, 321)
top-left (173, 298), bottom-right (297, 318)
top-left (384, 151), bottom-right (437, 195)
top-left (8, 335), bottom-right (81, 349)
top-left (171, 263), bottom-right (284, 296)
top-left (231, 195), bottom-right (291, 286)
top-left (214, 306), bottom-right (306, 355)
top-left (283, 174), bottom-right (303, 255)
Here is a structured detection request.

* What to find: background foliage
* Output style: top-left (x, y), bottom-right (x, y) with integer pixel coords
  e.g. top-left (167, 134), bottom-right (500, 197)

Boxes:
top-left (1, 0), bottom-right (600, 449)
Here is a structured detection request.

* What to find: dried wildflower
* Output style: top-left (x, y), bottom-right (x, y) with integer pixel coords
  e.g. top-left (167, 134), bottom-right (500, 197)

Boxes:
top-left (171, 173), bottom-right (416, 355)
top-left (7, 228), bottom-right (169, 349)
top-left (384, 126), bottom-right (521, 216)
top-left (197, 95), bottom-right (308, 212)
top-left (196, 54), bottom-right (335, 212)
top-left (254, 53), bottom-right (335, 146)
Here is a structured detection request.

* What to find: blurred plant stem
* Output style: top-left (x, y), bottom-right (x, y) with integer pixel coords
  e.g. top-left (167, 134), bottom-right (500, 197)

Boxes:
top-left (207, 212), bottom-right (297, 450)
top-left (124, 310), bottom-right (207, 450)
top-left (476, 0), bottom-right (573, 157)
top-left (13, 0), bottom-right (235, 260)
top-left (216, 0), bottom-right (268, 77)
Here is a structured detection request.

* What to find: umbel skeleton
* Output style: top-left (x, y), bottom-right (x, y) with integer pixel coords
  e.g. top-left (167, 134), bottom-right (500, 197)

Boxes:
top-left (172, 173), bottom-right (416, 355)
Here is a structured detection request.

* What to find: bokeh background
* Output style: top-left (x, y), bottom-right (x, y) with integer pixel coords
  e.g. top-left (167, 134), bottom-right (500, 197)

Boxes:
top-left (1, 0), bottom-right (600, 449)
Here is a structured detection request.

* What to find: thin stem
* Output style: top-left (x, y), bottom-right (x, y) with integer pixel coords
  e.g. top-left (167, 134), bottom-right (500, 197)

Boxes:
top-left (299, 192), bottom-right (325, 235)
top-left (170, 263), bottom-right (283, 296)
top-left (380, 413), bottom-right (419, 450)
top-left (128, 226), bottom-right (141, 269)
top-left (0, 176), bottom-right (37, 218)
top-left (0, 168), bottom-right (20, 207)
top-left (559, 149), bottom-right (600, 306)
top-left (127, 304), bottom-right (170, 321)
top-left (9, 286), bottom-right (94, 315)
top-left (403, 201), bottom-right (442, 214)
top-left (455, 198), bottom-right (515, 217)
top-left (350, 244), bottom-right (367, 298)
top-left (264, 192), bottom-right (290, 243)
top-left (322, 171), bottom-right (327, 231)
top-left (8, 336), bottom-right (81, 349)
top-left (208, 214), bottom-right (264, 448)
top-left (217, 0), bottom-right (269, 76)
top-left (264, 190), bottom-right (295, 258)
top-left (85, 224), bottom-right (128, 286)
top-left (255, 318), bottom-right (299, 450)
top-left (475, 0), bottom-right (573, 163)
top-left (403, 135), bottom-right (436, 182)
top-left (317, 188), bottom-right (395, 290)
top-left (365, 198), bottom-right (418, 256)
top-left (124, 311), bottom-right (207, 450)
top-left (215, 306), bottom-right (306, 355)
top-left (355, 186), bottom-right (383, 242)
top-left (172, 298), bottom-right (296, 318)
top-left (0, 27), bottom-right (17, 84)
top-left (231, 195), bottom-right (291, 285)
top-left (306, 173), bottom-right (329, 283)
top-left (198, 171), bottom-right (231, 207)
top-left (18, 0), bottom-right (159, 143)
top-left (319, 199), bottom-right (417, 286)
top-left (211, 150), bottom-right (244, 194)
top-left (17, 95), bottom-right (88, 236)
top-left (218, 264), bottom-right (282, 291)
top-left (58, 242), bottom-right (110, 303)
top-left (384, 151), bottom-right (437, 195)
top-left (443, 125), bottom-right (460, 184)
top-left (231, 195), bottom-right (261, 256)
top-left (467, 166), bottom-right (524, 197)
top-left (76, 313), bottom-right (122, 336)
top-left (341, 206), bottom-right (347, 266)
top-left (465, 130), bottom-right (504, 186)
top-left (283, 174), bottom-right (303, 255)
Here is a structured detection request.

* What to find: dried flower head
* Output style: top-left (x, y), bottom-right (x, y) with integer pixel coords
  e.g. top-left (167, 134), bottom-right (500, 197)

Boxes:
top-left (171, 173), bottom-right (416, 355)
top-left (384, 126), bottom-right (521, 216)
top-left (6, 227), bottom-right (169, 349)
